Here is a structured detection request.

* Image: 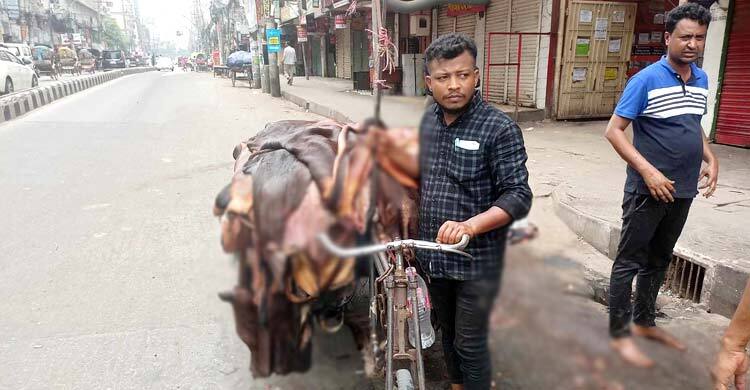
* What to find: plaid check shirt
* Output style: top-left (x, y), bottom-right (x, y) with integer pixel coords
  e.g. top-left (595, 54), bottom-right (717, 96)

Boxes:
top-left (417, 91), bottom-right (532, 280)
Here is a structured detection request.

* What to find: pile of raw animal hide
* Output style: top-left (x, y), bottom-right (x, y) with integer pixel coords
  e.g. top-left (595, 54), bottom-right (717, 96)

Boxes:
top-left (213, 119), bottom-right (419, 378)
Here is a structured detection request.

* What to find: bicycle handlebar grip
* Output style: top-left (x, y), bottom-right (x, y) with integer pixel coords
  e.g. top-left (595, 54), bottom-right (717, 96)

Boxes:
top-left (455, 234), bottom-right (470, 250)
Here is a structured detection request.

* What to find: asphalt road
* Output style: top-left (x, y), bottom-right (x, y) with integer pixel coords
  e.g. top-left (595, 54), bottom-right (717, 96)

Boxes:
top-left (0, 70), bottom-right (368, 389)
top-left (0, 70), bottom-right (731, 390)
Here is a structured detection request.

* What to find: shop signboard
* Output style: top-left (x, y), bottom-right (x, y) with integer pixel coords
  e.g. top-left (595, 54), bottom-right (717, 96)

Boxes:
top-left (335, 15), bottom-right (348, 29)
top-left (446, 3), bottom-right (486, 17)
top-left (297, 26), bottom-right (308, 42)
top-left (266, 28), bottom-right (281, 53)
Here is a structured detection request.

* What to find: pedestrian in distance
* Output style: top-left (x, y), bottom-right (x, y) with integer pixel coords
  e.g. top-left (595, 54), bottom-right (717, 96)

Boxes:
top-left (282, 41), bottom-right (296, 86)
top-left (376, 33), bottom-right (532, 390)
top-left (603, 3), bottom-right (718, 368)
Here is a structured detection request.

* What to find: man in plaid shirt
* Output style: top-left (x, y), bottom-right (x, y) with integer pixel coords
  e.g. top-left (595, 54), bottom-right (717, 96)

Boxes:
top-left (380, 33), bottom-right (532, 389)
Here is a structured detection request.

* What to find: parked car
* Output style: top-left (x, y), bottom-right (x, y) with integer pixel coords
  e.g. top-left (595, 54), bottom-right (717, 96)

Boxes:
top-left (155, 57), bottom-right (174, 72)
top-left (0, 49), bottom-right (38, 94)
top-left (101, 50), bottom-right (128, 69)
top-left (1, 43), bottom-right (33, 68)
top-left (127, 55), bottom-right (138, 67)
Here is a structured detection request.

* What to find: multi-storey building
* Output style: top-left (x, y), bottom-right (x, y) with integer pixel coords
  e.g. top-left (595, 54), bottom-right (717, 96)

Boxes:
top-left (0, 0), bottom-right (105, 48)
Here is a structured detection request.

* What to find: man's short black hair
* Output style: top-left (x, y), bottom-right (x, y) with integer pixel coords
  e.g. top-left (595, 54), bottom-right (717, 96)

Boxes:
top-left (666, 3), bottom-right (711, 34)
top-left (423, 33), bottom-right (477, 76)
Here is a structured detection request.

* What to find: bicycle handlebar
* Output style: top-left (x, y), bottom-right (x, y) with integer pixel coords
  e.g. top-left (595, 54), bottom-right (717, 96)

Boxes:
top-left (317, 233), bottom-right (473, 260)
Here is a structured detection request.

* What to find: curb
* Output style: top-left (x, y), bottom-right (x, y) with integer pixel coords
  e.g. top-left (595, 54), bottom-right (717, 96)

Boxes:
top-left (0, 67), bottom-right (157, 123)
top-left (281, 90), bottom-right (353, 123)
top-left (281, 89), bottom-right (546, 124)
top-left (551, 187), bottom-right (621, 260)
top-left (552, 185), bottom-right (747, 318)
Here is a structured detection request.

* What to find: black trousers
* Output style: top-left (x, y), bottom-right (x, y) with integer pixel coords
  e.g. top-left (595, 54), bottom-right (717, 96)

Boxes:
top-left (609, 192), bottom-right (693, 338)
top-left (429, 277), bottom-right (500, 389)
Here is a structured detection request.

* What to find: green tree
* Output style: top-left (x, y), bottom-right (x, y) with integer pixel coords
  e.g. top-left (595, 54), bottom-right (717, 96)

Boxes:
top-left (102, 17), bottom-right (130, 50)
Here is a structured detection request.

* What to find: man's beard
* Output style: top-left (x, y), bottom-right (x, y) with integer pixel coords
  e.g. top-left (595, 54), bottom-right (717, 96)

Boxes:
top-left (439, 100), bottom-right (472, 116)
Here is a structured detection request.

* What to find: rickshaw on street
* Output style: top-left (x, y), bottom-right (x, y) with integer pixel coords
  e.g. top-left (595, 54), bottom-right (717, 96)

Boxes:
top-left (56, 46), bottom-right (80, 76)
top-left (78, 49), bottom-right (96, 74)
top-left (32, 45), bottom-right (57, 80)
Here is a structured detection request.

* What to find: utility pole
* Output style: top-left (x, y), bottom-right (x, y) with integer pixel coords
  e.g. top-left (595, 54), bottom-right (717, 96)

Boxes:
top-left (217, 13), bottom-right (224, 64)
top-left (252, 27), bottom-right (262, 89)
top-left (301, 41), bottom-right (309, 80)
top-left (261, 31), bottom-right (270, 92)
top-left (265, 0), bottom-right (280, 97)
top-left (262, 19), bottom-right (276, 96)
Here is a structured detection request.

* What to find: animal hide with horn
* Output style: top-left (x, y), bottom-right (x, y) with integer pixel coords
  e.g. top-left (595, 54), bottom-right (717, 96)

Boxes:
top-left (213, 119), bottom-right (419, 378)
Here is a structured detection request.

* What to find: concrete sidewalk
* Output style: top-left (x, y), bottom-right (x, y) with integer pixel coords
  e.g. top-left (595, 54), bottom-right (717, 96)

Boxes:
top-left (280, 76), bottom-right (426, 126)
top-left (280, 76), bottom-right (544, 127)
top-left (524, 121), bottom-right (750, 318)
top-left (276, 76), bottom-right (750, 319)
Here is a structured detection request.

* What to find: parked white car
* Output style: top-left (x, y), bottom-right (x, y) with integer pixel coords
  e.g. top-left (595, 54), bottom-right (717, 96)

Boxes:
top-left (155, 57), bottom-right (174, 72)
top-left (0, 43), bottom-right (33, 68)
top-left (0, 49), bottom-right (38, 94)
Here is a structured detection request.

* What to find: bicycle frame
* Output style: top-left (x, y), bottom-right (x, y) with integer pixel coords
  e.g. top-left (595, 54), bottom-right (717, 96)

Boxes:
top-left (319, 234), bottom-right (471, 390)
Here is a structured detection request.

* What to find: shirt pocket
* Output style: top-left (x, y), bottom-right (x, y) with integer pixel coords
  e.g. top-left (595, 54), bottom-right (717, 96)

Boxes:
top-left (447, 145), bottom-right (487, 184)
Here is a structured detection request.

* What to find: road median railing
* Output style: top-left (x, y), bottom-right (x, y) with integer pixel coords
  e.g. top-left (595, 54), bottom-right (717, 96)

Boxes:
top-left (0, 67), bottom-right (156, 123)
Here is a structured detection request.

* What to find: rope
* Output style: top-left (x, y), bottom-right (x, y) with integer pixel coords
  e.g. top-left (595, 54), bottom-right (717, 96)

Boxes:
top-left (366, 27), bottom-right (397, 75)
top-left (373, 79), bottom-right (390, 90)
top-left (345, 0), bottom-right (358, 17)
top-left (370, 0), bottom-right (388, 121)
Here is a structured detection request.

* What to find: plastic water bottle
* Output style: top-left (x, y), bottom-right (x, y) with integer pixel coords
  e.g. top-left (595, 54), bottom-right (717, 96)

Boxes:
top-left (396, 368), bottom-right (415, 390)
top-left (406, 267), bottom-right (435, 349)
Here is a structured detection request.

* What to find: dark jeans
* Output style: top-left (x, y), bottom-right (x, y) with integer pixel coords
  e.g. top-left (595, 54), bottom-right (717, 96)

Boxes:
top-left (609, 192), bottom-right (693, 338)
top-left (429, 277), bottom-right (501, 389)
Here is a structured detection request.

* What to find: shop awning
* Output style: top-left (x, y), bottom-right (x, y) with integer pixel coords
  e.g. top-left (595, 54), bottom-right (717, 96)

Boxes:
top-left (385, 0), bottom-right (489, 14)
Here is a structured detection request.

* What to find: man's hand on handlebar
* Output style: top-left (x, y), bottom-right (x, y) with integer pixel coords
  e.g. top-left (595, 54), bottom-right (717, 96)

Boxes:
top-left (437, 220), bottom-right (475, 245)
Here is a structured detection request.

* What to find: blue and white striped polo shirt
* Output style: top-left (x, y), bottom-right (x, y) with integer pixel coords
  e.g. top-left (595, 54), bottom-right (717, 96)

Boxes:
top-left (614, 56), bottom-right (708, 198)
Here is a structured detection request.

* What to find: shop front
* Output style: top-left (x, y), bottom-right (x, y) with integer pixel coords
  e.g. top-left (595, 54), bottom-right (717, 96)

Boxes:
top-left (483, 0), bottom-right (547, 108)
top-left (714, 0), bottom-right (750, 147)
top-left (555, 0), bottom-right (677, 119)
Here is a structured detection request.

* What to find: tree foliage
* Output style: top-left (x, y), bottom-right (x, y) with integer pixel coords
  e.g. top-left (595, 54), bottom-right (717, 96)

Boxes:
top-left (102, 17), bottom-right (130, 50)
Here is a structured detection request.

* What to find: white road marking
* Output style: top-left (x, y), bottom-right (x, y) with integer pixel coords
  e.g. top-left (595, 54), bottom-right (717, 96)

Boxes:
top-left (81, 203), bottom-right (111, 210)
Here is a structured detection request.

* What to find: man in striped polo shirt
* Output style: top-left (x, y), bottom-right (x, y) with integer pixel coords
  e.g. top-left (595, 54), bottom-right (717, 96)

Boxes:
top-left (604, 3), bottom-right (718, 367)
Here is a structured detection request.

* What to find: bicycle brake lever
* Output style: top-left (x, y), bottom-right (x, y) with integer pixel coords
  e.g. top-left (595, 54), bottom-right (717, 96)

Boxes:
top-left (414, 240), bottom-right (474, 260)
top-left (441, 248), bottom-right (474, 259)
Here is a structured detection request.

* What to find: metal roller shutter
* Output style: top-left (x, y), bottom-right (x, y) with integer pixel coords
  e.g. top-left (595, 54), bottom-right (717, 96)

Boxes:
top-left (484, 0), bottom-right (541, 107)
top-left (437, 5), bottom-right (453, 36)
top-left (512, 0), bottom-right (541, 107)
top-left (335, 28), bottom-right (352, 79)
top-left (436, 5), bottom-right (475, 39)
top-left (455, 14), bottom-right (475, 39)
top-left (485, 0), bottom-right (511, 106)
top-left (715, 1), bottom-right (750, 147)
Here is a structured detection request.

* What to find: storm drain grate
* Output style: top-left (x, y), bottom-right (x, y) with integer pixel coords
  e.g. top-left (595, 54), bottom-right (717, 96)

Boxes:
top-left (663, 255), bottom-right (705, 303)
